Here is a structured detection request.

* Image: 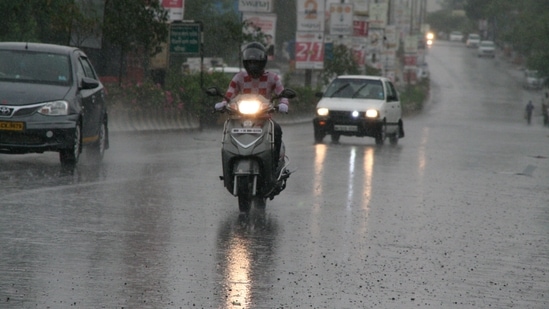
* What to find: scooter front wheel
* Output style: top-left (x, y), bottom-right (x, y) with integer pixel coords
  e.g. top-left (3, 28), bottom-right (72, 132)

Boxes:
top-left (237, 176), bottom-right (253, 212)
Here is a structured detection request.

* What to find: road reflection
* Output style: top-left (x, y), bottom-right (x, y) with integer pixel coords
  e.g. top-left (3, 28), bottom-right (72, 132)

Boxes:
top-left (216, 210), bottom-right (279, 308)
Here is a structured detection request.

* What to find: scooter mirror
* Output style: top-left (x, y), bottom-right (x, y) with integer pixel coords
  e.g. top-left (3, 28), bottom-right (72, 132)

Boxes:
top-left (205, 87), bottom-right (222, 97)
top-left (280, 88), bottom-right (297, 99)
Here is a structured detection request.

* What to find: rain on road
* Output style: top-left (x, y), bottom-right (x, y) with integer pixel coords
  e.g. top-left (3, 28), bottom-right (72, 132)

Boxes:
top-left (1, 41), bottom-right (548, 308)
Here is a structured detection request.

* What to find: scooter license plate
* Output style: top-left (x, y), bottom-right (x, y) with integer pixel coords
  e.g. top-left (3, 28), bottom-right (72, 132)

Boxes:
top-left (231, 128), bottom-right (262, 134)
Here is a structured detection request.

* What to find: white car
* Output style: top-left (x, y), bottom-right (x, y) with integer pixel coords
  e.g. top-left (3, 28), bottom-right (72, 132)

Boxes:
top-left (523, 70), bottom-right (545, 90)
top-left (477, 40), bottom-right (496, 58)
top-left (313, 75), bottom-right (404, 145)
top-left (466, 34), bottom-right (481, 48)
top-left (449, 31), bottom-right (464, 42)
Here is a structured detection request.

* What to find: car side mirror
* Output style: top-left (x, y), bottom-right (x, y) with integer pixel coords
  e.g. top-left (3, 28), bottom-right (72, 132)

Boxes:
top-left (81, 77), bottom-right (99, 90)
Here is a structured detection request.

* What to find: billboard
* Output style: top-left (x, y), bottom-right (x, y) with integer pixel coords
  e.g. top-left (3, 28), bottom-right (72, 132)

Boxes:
top-left (297, 0), bottom-right (325, 32)
top-left (238, 0), bottom-right (273, 12)
top-left (162, 0), bottom-right (184, 21)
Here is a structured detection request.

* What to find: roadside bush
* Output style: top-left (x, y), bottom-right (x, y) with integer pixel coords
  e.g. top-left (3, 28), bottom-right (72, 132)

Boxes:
top-left (399, 77), bottom-right (430, 114)
top-left (107, 71), bottom-right (421, 121)
top-left (106, 80), bottom-right (183, 112)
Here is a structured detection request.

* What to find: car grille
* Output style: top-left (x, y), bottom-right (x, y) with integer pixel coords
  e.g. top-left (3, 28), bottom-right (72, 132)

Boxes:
top-left (13, 106), bottom-right (40, 117)
top-left (330, 110), bottom-right (365, 120)
top-left (0, 106), bottom-right (39, 118)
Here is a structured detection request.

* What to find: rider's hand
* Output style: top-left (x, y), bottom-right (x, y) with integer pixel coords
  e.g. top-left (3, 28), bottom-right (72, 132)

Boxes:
top-left (215, 102), bottom-right (226, 111)
top-left (278, 103), bottom-right (288, 113)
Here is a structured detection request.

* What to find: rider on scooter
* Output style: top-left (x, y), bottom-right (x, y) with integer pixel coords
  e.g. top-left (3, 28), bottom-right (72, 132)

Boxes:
top-left (215, 42), bottom-right (289, 169)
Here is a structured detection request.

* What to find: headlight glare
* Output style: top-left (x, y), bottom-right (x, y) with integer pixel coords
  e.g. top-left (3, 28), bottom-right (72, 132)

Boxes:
top-left (365, 109), bottom-right (379, 118)
top-left (38, 101), bottom-right (69, 115)
top-left (238, 100), bottom-right (262, 115)
top-left (317, 107), bottom-right (329, 116)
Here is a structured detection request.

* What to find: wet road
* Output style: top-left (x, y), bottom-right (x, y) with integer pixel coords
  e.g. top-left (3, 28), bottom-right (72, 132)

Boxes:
top-left (1, 41), bottom-right (548, 309)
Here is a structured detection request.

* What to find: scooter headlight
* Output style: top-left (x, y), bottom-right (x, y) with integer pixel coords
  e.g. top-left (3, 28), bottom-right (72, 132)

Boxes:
top-left (238, 99), bottom-right (262, 115)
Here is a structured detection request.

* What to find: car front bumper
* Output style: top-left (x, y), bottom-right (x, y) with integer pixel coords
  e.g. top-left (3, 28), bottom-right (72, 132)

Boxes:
top-left (313, 114), bottom-right (383, 138)
top-left (0, 114), bottom-right (79, 154)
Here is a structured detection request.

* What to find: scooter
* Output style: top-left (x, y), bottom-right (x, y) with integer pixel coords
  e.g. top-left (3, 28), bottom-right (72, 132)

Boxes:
top-left (206, 87), bottom-right (297, 212)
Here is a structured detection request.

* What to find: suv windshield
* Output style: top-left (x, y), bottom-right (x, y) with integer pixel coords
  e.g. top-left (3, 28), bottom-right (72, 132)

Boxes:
top-left (325, 78), bottom-right (384, 99)
top-left (0, 50), bottom-right (71, 85)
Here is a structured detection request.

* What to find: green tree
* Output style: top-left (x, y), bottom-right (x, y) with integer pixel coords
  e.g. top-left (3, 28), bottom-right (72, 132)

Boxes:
top-left (318, 44), bottom-right (361, 86)
top-left (103, 0), bottom-right (169, 84)
top-left (0, 0), bottom-right (86, 44)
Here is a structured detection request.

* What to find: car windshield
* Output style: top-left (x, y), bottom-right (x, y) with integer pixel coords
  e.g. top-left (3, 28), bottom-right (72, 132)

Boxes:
top-left (480, 41), bottom-right (494, 47)
top-left (0, 50), bottom-right (71, 86)
top-left (324, 78), bottom-right (384, 99)
top-left (469, 34), bottom-right (479, 39)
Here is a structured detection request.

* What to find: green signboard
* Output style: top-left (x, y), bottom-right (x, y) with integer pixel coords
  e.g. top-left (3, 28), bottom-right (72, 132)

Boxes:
top-left (170, 23), bottom-right (200, 54)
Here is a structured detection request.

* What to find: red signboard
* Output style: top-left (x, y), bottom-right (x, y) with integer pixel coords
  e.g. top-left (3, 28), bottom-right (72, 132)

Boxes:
top-left (353, 20), bottom-right (368, 36)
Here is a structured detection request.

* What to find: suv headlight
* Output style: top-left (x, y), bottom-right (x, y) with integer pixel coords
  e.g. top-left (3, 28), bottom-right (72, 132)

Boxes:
top-left (317, 107), bottom-right (329, 116)
top-left (365, 109), bottom-right (379, 118)
top-left (38, 101), bottom-right (69, 116)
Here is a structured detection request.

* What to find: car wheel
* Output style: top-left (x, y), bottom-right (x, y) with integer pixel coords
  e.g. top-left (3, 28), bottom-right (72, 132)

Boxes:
top-left (86, 120), bottom-right (107, 163)
top-left (59, 122), bottom-right (82, 166)
top-left (375, 121), bottom-right (386, 145)
top-left (389, 133), bottom-right (399, 145)
top-left (331, 133), bottom-right (340, 143)
top-left (314, 126), bottom-right (325, 143)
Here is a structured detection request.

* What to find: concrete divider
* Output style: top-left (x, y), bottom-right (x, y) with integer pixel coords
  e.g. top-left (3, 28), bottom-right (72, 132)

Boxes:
top-left (109, 110), bottom-right (312, 132)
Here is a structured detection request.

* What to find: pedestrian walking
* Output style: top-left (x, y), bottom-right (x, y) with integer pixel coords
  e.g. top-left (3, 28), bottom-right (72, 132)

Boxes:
top-left (525, 100), bottom-right (534, 124)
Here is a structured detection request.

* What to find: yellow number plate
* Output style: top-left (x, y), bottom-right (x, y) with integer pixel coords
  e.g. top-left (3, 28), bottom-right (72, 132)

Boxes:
top-left (0, 121), bottom-right (25, 131)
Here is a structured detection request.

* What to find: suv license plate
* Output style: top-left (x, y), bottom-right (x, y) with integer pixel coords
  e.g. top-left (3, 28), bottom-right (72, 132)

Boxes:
top-left (334, 125), bottom-right (357, 132)
top-left (0, 121), bottom-right (25, 131)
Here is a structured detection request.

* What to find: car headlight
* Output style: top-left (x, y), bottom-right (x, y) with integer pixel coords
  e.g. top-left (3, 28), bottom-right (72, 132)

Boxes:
top-left (238, 100), bottom-right (262, 115)
top-left (365, 109), bottom-right (379, 118)
top-left (38, 100), bottom-right (69, 116)
top-left (317, 107), bottom-right (329, 116)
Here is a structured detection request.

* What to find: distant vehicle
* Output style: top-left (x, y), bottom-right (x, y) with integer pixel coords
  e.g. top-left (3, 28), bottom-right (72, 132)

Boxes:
top-left (523, 70), bottom-right (545, 90)
top-left (0, 42), bottom-right (109, 166)
top-left (208, 66), bottom-right (245, 79)
top-left (466, 34), bottom-right (481, 48)
top-left (449, 31), bottom-right (464, 42)
top-left (477, 40), bottom-right (496, 58)
top-left (417, 63), bottom-right (430, 80)
top-left (209, 66), bottom-right (284, 83)
top-left (313, 75), bottom-right (404, 145)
